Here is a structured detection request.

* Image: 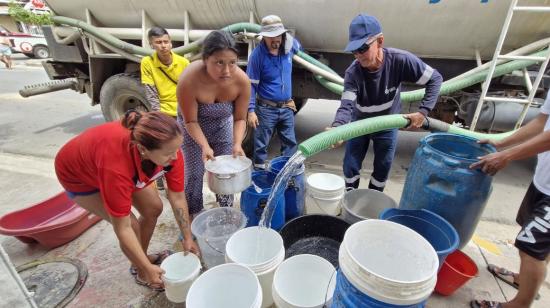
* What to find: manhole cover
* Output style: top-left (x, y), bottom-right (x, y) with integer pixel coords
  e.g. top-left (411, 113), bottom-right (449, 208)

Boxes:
top-left (17, 258), bottom-right (87, 308)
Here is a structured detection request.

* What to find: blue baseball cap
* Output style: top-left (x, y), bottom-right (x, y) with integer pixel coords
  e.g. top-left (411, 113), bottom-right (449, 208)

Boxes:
top-left (344, 14), bottom-right (382, 52)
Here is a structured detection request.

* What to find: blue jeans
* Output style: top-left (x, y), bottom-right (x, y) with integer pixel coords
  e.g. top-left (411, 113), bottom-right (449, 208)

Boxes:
top-left (343, 128), bottom-right (398, 191)
top-left (253, 103), bottom-right (297, 166)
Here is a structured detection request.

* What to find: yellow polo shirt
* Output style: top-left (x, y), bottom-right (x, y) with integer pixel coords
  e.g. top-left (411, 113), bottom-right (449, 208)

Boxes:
top-left (140, 52), bottom-right (189, 117)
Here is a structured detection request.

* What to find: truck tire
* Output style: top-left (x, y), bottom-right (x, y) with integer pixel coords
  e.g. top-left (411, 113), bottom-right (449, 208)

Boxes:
top-left (99, 73), bottom-right (150, 121)
top-left (32, 45), bottom-right (50, 59)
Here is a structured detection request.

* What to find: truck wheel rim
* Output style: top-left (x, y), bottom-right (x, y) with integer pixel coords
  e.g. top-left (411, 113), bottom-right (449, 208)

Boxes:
top-left (112, 93), bottom-right (148, 119)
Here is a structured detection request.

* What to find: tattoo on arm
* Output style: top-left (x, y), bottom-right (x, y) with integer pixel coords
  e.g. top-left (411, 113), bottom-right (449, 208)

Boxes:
top-left (175, 208), bottom-right (188, 230)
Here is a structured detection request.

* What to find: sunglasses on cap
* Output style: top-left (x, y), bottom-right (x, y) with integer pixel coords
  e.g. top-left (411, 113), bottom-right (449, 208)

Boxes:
top-left (352, 38), bottom-right (378, 55)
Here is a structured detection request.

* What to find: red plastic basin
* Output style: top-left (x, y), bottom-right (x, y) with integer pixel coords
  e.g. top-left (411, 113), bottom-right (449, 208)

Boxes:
top-left (0, 192), bottom-right (101, 249)
top-left (434, 250), bottom-right (479, 296)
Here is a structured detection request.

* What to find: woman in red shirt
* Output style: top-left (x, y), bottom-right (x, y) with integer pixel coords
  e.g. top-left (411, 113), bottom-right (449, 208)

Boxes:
top-left (55, 110), bottom-right (198, 291)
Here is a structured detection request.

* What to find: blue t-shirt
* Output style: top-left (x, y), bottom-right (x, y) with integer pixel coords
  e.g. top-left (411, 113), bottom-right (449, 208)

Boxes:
top-left (332, 47), bottom-right (443, 126)
top-left (247, 36), bottom-right (302, 111)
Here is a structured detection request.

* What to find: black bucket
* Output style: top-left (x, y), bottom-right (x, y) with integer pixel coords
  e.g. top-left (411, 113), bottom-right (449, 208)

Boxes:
top-left (279, 214), bottom-right (350, 267)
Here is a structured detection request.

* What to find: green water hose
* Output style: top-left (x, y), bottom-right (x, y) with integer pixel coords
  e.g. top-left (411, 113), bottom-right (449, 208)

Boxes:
top-left (51, 16), bottom-right (262, 57)
top-left (51, 15), bottom-right (546, 103)
top-left (296, 45), bottom-right (549, 102)
top-left (298, 115), bottom-right (514, 157)
top-left (49, 16), bottom-right (531, 157)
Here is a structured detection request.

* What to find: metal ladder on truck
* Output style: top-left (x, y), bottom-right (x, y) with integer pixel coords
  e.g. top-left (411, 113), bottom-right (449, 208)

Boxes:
top-left (470, 0), bottom-right (550, 131)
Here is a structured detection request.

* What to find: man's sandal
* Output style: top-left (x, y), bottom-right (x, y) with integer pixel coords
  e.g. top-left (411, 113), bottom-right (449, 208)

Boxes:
top-left (487, 264), bottom-right (540, 300)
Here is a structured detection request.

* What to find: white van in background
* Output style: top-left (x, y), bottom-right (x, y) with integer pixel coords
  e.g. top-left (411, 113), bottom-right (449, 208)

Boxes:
top-left (0, 25), bottom-right (49, 59)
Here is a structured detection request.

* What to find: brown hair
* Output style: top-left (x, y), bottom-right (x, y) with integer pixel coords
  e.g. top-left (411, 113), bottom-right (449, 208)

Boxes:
top-left (121, 110), bottom-right (182, 150)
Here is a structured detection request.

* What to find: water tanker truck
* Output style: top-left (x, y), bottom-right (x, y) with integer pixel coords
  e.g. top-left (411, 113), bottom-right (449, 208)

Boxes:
top-left (30, 0), bottom-right (550, 134)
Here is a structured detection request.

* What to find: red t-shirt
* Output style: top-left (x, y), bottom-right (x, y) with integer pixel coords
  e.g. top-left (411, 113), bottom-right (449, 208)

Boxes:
top-left (55, 121), bottom-right (184, 217)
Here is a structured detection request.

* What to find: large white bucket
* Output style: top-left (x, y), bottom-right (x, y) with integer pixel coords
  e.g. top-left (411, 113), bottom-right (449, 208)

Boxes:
top-left (186, 263), bottom-right (262, 308)
top-left (337, 220), bottom-right (439, 306)
top-left (305, 173), bottom-right (345, 216)
top-left (225, 226), bottom-right (285, 308)
top-left (160, 252), bottom-right (201, 303)
top-left (191, 207), bottom-right (247, 269)
top-left (272, 254), bottom-right (337, 308)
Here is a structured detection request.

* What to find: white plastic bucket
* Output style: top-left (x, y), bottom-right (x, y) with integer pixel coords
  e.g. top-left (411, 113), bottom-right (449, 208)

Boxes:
top-left (272, 254), bottom-right (337, 308)
top-left (225, 226), bottom-right (285, 308)
top-left (191, 207), bottom-right (247, 269)
top-left (337, 220), bottom-right (438, 306)
top-left (305, 173), bottom-right (345, 216)
top-left (341, 188), bottom-right (398, 224)
top-left (160, 252), bottom-right (201, 303)
top-left (186, 263), bottom-right (262, 308)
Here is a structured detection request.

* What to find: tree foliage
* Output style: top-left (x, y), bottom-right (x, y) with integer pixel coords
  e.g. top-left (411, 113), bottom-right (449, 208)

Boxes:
top-left (8, 1), bottom-right (52, 25)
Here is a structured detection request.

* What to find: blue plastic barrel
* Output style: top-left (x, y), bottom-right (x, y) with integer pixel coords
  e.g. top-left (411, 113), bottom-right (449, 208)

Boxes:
top-left (331, 270), bottom-right (426, 308)
top-left (379, 208), bottom-right (459, 270)
top-left (399, 133), bottom-right (495, 248)
top-left (240, 171), bottom-right (285, 230)
top-left (269, 156), bottom-right (306, 221)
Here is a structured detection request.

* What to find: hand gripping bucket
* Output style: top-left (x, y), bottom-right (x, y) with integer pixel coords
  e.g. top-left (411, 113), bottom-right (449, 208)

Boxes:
top-left (191, 207), bottom-right (247, 269)
top-left (306, 173), bottom-right (345, 216)
top-left (186, 263), bottom-right (262, 308)
top-left (160, 252), bottom-right (201, 303)
top-left (269, 156), bottom-right (306, 220)
top-left (332, 220), bottom-right (439, 307)
top-left (226, 226), bottom-right (285, 308)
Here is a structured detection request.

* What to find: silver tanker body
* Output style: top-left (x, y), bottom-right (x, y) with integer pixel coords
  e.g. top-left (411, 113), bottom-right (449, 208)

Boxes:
top-left (38, 0), bottom-right (550, 131)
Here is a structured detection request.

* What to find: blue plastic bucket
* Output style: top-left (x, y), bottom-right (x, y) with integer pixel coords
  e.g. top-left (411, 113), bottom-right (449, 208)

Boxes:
top-left (399, 133), bottom-right (494, 248)
top-left (269, 156), bottom-right (306, 221)
top-left (379, 208), bottom-right (460, 270)
top-left (332, 270), bottom-right (426, 308)
top-left (331, 220), bottom-right (438, 308)
top-left (240, 171), bottom-right (285, 230)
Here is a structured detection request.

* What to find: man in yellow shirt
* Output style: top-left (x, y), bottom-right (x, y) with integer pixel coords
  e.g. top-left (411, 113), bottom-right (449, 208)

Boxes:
top-left (141, 27), bottom-right (189, 190)
top-left (141, 27), bottom-right (189, 118)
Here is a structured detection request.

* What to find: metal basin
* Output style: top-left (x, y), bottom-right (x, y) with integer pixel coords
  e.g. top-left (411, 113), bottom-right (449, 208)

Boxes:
top-left (205, 155), bottom-right (252, 194)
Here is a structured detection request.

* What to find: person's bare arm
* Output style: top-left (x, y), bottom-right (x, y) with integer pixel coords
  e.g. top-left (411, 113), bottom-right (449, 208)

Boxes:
top-left (490, 113), bottom-right (548, 150)
top-left (470, 113), bottom-right (550, 175)
top-left (111, 215), bottom-right (164, 285)
top-left (166, 189), bottom-right (200, 255)
top-left (177, 67), bottom-right (214, 161)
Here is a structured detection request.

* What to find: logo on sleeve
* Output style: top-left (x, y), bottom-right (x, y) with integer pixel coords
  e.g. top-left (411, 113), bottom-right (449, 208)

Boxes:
top-left (385, 87), bottom-right (396, 95)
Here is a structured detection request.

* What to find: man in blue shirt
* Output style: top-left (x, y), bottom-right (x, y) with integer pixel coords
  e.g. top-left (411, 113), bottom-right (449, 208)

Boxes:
top-left (247, 15), bottom-right (302, 169)
top-left (331, 14), bottom-right (443, 192)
